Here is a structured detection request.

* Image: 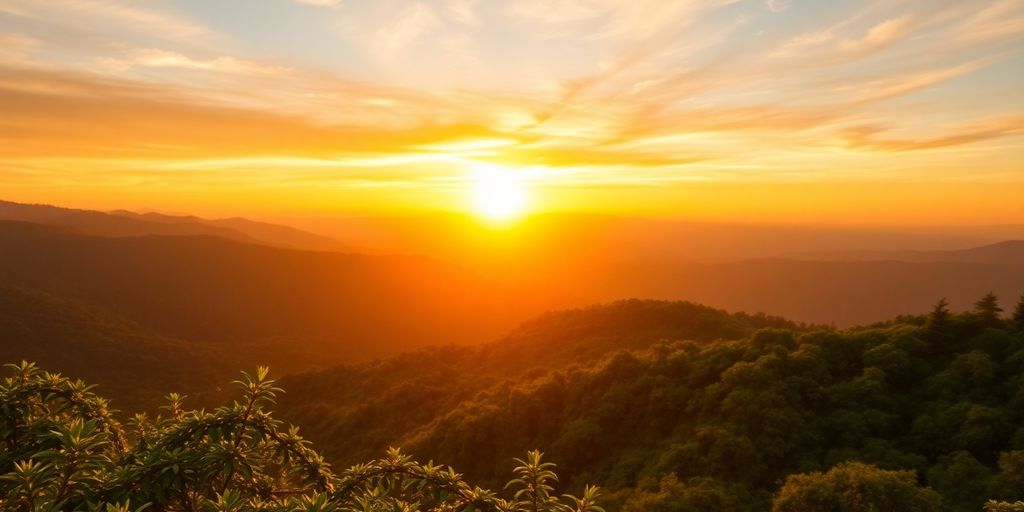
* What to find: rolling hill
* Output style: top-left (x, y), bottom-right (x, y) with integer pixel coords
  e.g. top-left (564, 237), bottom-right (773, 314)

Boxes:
top-left (275, 299), bottom-right (1024, 512)
top-left (0, 221), bottom-right (515, 361)
top-left (0, 199), bottom-right (344, 251)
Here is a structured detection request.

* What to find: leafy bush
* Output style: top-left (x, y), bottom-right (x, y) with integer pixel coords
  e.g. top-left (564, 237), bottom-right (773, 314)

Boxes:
top-left (770, 461), bottom-right (941, 511)
top-left (0, 362), bottom-right (603, 512)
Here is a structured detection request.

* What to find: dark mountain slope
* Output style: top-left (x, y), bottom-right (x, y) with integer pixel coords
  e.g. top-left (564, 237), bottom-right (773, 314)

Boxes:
top-left (0, 221), bottom-right (517, 362)
top-left (0, 285), bottom-right (230, 411)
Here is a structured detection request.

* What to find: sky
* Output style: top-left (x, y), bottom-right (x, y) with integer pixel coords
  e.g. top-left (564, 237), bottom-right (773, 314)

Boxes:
top-left (0, 0), bottom-right (1022, 223)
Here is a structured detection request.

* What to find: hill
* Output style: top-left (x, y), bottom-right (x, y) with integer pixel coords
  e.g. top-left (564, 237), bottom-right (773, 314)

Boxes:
top-left (797, 240), bottom-right (1024, 265)
top-left (0, 220), bottom-right (524, 364)
top-left (276, 299), bottom-right (1024, 512)
top-left (0, 199), bottom-right (344, 251)
top-left (0, 285), bottom-right (234, 411)
top-left (594, 257), bottom-right (1024, 326)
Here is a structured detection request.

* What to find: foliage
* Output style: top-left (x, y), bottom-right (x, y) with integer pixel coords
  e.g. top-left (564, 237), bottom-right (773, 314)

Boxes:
top-left (277, 295), bottom-right (1024, 512)
top-left (987, 501), bottom-right (1024, 512)
top-left (1013, 294), bottom-right (1024, 331)
top-left (770, 461), bottom-right (941, 511)
top-left (975, 293), bottom-right (1004, 326)
top-left (0, 362), bottom-right (602, 512)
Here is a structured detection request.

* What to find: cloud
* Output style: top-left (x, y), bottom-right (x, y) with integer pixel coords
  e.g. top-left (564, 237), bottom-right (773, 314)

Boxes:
top-left (294, 0), bottom-right (342, 6)
top-left (445, 0), bottom-right (480, 25)
top-left (377, 2), bottom-right (441, 56)
top-left (842, 114), bottom-right (1024, 151)
top-left (0, 33), bottom-right (38, 64)
top-left (772, 15), bottom-right (914, 61)
top-left (846, 60), bottom-right (990, 103)
top-left (765, 0), bottom-right (791, 13)
top-left (0, 0), bottom-right (1021, 197)
top-left (0, 0), bottom-right (211, 40)
top-left (950, 0), bottom-right (1024, 45)
top-left (102, 48), bottom-right (283, 76)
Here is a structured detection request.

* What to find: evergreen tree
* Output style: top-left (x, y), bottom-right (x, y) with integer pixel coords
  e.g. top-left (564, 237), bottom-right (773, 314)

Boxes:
top-left (929, 298), bottom-right (951, 330)
top-left (975, 293), bottom-right (1003, 326)
top-left (1013, 294), bottom-right (1024, 330)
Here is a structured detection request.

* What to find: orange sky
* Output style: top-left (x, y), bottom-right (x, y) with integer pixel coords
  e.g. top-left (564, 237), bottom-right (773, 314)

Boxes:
top-left (0, 0), bottom-right (1022, 224)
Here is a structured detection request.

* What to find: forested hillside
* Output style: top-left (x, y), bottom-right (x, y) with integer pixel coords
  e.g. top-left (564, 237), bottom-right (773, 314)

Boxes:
top-left (0, 362), bottom-right (607, 512)
top-left (0, 221), bottom-right (517, 362)
top-left (0, 285), bottom-right (233, 411)
top-left (277, 297), bottom-right (1024, 511)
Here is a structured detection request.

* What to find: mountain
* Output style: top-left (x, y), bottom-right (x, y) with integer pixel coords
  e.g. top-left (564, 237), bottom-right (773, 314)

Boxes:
top-left (592, 256), bottom-right (1024, 326)
top-left (0, 284), bottom-right (232, 411)
top-left (0, 220), bottom-right (522, 363)
top-left (0, 199), bottom-right (344, 251)
top-left (110, 209), bottom-right (347, 251)
top-left (276, 299), bottom-right (1024, 512)
top-left (795, 240), bottom-right (1024, 265)
top-left (288, 212), bottom-right (1024, 263)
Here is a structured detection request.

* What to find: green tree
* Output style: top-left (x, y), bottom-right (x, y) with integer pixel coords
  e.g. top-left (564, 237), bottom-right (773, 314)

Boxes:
top-left (0, 362), bottom-right (604, 512)
top-left (928, 297), bottom-right (951, 331)
top-left (1012, 294), bottom-right (1024, 330)
top-left (996, 451), bottom-right (1024, 500)
top-left (771, 461), bottom-right (942, 512)
top-left (975, 293), bottom-right (1004, 326)
top-left (987, 501), bottom-right (1024, 512)
top-left (621, 474), bottom-right (755, 512)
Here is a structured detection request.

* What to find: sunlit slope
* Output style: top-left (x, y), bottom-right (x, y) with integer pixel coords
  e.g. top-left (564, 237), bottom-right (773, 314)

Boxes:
top-left (277, 299), bottom-right (1024, 512)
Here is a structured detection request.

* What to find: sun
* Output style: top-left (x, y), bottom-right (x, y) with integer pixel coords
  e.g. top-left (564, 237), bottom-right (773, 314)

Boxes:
top-left (471, 163), bottom-right (528, 221)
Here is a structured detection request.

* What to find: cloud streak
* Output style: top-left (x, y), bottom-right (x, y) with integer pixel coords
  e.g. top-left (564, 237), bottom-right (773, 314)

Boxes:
top-left (0, 0), bottom-right (1021, 218)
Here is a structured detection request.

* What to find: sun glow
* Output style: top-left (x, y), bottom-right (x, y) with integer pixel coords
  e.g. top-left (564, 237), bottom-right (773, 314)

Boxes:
top-left (471, 163), bottom-right (528, 221)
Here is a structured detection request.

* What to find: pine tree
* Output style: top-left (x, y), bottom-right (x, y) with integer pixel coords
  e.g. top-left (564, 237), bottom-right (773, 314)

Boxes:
top-left (974, 292), bottom-right (1003, 326)
top-left (928, 298), bottom-right (951, 331)
top-left (1013, 293), bottom-right (1024, 330)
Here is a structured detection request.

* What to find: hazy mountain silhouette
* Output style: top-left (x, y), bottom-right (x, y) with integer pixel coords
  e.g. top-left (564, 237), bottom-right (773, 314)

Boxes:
top-left (794, 239), bottom-right (1024, 265)
top-left (0, 219), bottom-right (1021, 363)
top-left (0, 199), bottom-right (345, 251)
top-left (0, 221), bottom-right (519, 363)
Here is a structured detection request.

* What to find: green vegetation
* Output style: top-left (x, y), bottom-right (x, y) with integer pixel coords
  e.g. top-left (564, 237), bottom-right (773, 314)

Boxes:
top-left (277, 296), bottom-right (1024, 511)
top-left (771, 462), bottom-right (941, 511)
top-left (0, 362), bottom-right (604, 512)
top-left (4, 294), bottom-right (1024, 510)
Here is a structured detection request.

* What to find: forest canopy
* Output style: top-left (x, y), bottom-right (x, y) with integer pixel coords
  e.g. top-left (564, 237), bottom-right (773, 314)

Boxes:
top-left (3, 294), bottom-right (1024, 511)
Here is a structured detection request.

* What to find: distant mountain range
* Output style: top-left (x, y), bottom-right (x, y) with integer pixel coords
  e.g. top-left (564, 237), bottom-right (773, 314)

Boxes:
top-left (794, 240), bottom-right (1024, 265)
top-left (0, 200), bottom-right (1021, 413)
top-left (0, 199), bottom-right (346, 251)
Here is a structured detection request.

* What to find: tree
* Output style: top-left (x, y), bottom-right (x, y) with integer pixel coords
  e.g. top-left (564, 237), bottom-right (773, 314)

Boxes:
top-left (0, 361), bottom-right (604, 512)
top-left (621, 474), bottom-right (755, 512)
top-left (975, 293), bottom-right (1004, 326)
top-left (1013, 294), bottom-right (1024, 331)
top-left (987, 501), bottom-right (1024, 512)
top-left (928, 298), bottom-right (951, 331)
top-left (771, 461), bottom-right (942, 512)
top-left (997, 451), bottom-right (1024, 500)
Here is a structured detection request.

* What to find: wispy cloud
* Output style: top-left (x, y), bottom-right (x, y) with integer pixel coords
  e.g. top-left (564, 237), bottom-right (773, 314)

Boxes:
top-left (765, 0), bottom-right (791, 14)
top-left (0, 0), bottom-right (1021, 216)
top-left (294, 0), bottom-right (342, 7)
top-left (842, 114), bottom-right (1024, 152)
